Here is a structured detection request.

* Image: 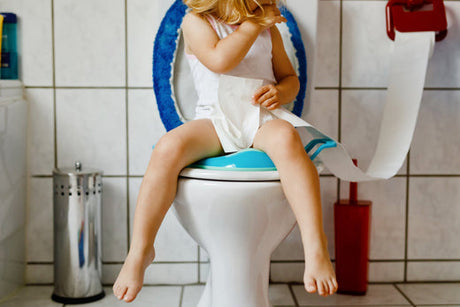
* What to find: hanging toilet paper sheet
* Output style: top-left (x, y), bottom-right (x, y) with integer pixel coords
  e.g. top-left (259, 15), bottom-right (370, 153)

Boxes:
top-left (219, 31), bottom-right (435, 182)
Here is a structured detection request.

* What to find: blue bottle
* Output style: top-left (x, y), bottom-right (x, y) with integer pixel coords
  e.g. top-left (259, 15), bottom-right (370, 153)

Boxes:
top-left (1, 13), bottom-right (18, 80)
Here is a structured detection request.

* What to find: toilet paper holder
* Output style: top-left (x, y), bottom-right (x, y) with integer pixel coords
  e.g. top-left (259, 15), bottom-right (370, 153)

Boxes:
top-left (386, 0), bottom-right (448, 42)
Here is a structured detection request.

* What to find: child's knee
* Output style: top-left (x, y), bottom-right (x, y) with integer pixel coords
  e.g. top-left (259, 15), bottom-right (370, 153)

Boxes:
top-left (152, 134), bottom-right (186, 166)
top-left (267, 119), bottom-right (301, 148)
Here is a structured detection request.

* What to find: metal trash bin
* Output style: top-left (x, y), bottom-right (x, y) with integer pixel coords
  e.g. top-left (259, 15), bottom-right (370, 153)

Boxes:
top-left (52, 161), bottom-right (105, 304)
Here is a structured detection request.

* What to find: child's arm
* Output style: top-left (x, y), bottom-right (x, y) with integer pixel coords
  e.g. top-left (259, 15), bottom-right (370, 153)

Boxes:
top-left (182, 6), bottom-right (286, 74)
top-left (252, 26), bottom-right (300, 110)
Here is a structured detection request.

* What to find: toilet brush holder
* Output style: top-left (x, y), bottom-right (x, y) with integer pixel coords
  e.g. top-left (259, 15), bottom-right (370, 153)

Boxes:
top-left (52, 162), bottom-right (105, 304)
top-left (334, 159), bottom-right (372, 295)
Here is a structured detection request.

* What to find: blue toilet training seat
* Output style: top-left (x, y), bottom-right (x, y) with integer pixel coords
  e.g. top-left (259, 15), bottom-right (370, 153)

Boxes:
top-left (153, 0), bottom-right (329, 173)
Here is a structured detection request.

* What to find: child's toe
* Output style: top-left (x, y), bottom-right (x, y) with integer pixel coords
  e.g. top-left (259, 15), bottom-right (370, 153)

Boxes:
top-left (329, 279), bottom-right (338, 294)
top-left (317, 281), bottom-right (328, 296)
top-left (304, 277), bottom-right (317, 293)
top-left (114, 285), bottom-right (127, 300)
top-left (124, 286), bottom-right (141, 302)
top-left (327, 280), bottom-right (336, 295)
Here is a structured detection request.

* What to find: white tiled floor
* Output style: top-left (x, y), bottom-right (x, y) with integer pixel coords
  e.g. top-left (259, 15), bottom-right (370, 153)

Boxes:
top-left (1, 283), bottom-right (460, 307)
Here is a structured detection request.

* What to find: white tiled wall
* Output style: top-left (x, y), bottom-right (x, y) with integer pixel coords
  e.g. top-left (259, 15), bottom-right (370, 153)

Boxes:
top-left (2, 0), bottom-right (458, 285)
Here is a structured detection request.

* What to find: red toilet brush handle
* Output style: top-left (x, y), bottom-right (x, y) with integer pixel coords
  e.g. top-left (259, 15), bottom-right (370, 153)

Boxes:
top-left (350, 159), bottom-right (358, 204)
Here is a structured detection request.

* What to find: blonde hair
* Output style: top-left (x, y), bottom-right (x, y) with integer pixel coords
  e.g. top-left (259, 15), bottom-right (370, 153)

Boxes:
top-left (183, 0), bottom-right (282, 27)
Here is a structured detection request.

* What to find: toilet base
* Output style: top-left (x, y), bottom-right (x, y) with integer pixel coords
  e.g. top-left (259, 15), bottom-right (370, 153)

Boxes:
top-left (197, 257), bottom-right (272, 307)
top-left (174, 178), bottom-right (297, 307)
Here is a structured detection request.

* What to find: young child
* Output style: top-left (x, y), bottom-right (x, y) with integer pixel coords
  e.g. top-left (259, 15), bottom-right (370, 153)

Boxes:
top-left (113, 0), bottom-right (338, 302)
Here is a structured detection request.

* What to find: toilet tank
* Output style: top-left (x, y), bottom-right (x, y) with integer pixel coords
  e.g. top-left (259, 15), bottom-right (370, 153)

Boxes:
top-left (0, 80), bottom-right (27, 299)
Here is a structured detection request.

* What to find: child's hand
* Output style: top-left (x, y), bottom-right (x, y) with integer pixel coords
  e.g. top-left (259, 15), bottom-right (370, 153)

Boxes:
top-left (252, 84), bottom-right (281, 110)
top-left (254, 4), bottom-right (287, 30)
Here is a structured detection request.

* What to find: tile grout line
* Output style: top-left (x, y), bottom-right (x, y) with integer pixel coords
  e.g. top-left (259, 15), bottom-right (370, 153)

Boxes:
top-left (179, 285), bottom-right (185, 307)
top-left (336, 0), bottom-right (344, 209)
top-left (51, 0), bottom-right (57, 169)
top-left (288, 283), bottom-right (300, 307)
top-left (404, 152), bottom-right (411, 282)
top-left (393, 283), bottom-right (417, 307)
top-left (124, 0), bottom-right (131, 255)
top-left (197, 247), bottom-right (201, 283)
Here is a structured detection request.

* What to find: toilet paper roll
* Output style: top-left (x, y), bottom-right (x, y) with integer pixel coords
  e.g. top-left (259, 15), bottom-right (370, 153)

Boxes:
top-left (219, 31), bottom-right (435, 181)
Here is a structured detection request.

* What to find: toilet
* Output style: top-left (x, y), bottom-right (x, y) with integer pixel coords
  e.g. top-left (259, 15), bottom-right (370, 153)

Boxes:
top-left (153, 1), bottom-right (319, 306)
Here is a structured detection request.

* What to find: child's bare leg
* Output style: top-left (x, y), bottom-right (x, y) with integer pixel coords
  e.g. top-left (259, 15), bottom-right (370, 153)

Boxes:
top-left (113, 119), bottom-right (223, 302)
top-left (253, 119), bottom-right (338, 296)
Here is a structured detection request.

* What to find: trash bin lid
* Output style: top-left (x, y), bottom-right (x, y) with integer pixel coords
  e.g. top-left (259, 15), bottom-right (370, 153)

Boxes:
top-left (53, 161), bottom-right (103, 177)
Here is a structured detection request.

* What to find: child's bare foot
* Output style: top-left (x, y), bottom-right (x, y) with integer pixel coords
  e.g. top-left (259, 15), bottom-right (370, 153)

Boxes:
top-left (113, 247), bottom-right (155, 302)
top-left (303, 247), bottom-right (338, 297)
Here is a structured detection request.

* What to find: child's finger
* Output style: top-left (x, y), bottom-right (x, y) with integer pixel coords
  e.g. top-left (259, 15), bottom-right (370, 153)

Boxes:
top-left (266, 102), bottom-right (280, 110)
top-left (255, 88), bottom-right (276, 105)
top-left (261, 96), bottom-right (278, 109)
top-left (252, 85), bottom-right (270, 104)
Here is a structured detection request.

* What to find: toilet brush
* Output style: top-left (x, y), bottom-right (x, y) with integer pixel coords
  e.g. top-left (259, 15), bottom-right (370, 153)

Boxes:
top-left (334, 159), bottom-right (372, 295)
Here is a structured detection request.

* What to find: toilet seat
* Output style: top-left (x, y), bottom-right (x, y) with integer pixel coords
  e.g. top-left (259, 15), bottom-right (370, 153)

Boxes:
top-left (180, 149), bottom-right (280, 181)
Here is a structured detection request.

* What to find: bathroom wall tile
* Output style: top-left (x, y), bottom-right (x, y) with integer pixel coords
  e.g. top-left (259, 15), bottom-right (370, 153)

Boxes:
top-left (26, 178), bottom-right (53, 263)
top-left (25, 264), bottom-right (53, 284)
top-left (199, 263), bottom-right (209, 283)
top-left (144, 263), bottom-right (198, 285)
top-left (408, 178), bottom-right (460, 259)
top-left (272, 177), bottom-right (337, 261)
top-left (293, 284), bottom-right (411, 306)
top-left (54, 0), bottom-right (125, 86)
top-left (56, 89), bottom-right (127, 175)
top-left (304, 90), bottom-right (339, 146)
top-left (287, 0), bottom-right (319, 95)
top-left (26, 89), bottom-right (54, 175)
top-left (425, 2), bottom-right (460, 88)
top-left (341, 90), bottom-right (407, 175)
top-left (182, 285), bottom-right (205, 307)
top-left (0, 0), bottom-right (53, 86)
top-left (342, 1), bottom-right (392, 87)
top-left (339, 177), bottom-right (406, 260)
top-left (129, 178), bottom-right (198, 262)
top-left (314, 1), bottom-right (340, 87)
top-left (102, 263), bottom-right (122, 285)
top-left (397, 283), bottom-right (460, 305)
top-left (102, 177), bottom-right (128, 263)
top-left (411, 91), bottom-right (460, 174)
top-left (0, 232), bottom-right (25, 294)
top-left (369, 261), bottom-right (405, 283)
top-left (199, 248), bottom-right (209, 262)
top-left (270, 262), bottom-right (304, 283)
top-left (127, 0), bottom-right (175, 87)
top-left (128, 89), bottom-right (166, 175)
top-left (407, 261), bottom-right (460, 281)
top-left (199, 247), bottom-right (209, 262)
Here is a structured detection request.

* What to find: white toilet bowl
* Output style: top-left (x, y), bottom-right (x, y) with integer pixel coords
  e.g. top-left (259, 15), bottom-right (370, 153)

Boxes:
top-left (173, 168), bottom-right (296, 307)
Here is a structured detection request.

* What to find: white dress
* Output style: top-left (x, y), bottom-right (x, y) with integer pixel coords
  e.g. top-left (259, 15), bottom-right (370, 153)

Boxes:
top-left (185, 15), bottom-right (278, 153)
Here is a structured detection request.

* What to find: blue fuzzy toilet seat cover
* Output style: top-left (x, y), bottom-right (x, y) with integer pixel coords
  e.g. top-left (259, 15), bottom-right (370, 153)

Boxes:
top-left (153, 0), bottom-right (307, 171)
